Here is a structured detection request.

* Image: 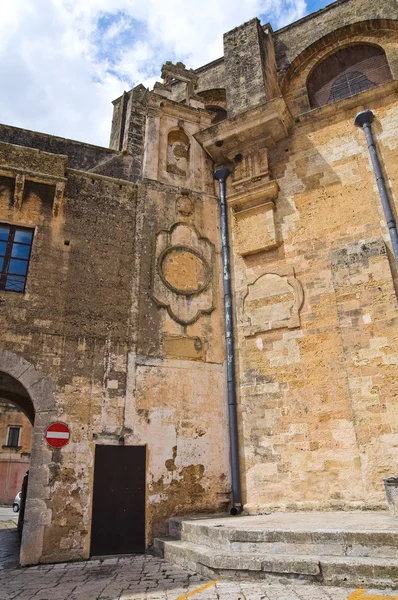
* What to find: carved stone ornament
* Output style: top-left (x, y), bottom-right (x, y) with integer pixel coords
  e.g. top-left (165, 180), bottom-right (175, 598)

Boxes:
top-left (167, 129), bottom-right (190, 177)
top-left (239, 268), bottom-right (303, 335)
top-left (154, 61), bottom-right (204, 107)
top-left (152, 223), bottom-right (215, 326)
top-left (0, 140), bottom-right (67, 215)
top-left (176, 195), bottom-right (194, 217)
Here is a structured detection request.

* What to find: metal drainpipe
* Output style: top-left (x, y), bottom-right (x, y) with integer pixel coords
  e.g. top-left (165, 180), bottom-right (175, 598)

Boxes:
top-left (214, 167), bottom-right (242, 516)
top-left (355, 109), bottom-right (398, 264)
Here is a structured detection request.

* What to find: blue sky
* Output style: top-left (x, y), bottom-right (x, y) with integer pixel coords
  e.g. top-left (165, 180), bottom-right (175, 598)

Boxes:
top-left (0, 0), bottom-right (333, 147)
top-left (306, 0), bottom-right (331, 14)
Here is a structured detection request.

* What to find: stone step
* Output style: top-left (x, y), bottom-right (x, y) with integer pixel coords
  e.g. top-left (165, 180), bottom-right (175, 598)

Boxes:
top-left (168, 513), bottom-right (398, 558)
top-left (154, 537), bottom-right (398, 588)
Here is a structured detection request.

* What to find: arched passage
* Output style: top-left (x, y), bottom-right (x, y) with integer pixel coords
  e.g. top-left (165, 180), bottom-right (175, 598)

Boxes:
top-left (0, 371), bottom-right (35, 424)
top-left (0, 383), bottom-right (33, 510)
top-left (0, 350), bottom-right (57, 566)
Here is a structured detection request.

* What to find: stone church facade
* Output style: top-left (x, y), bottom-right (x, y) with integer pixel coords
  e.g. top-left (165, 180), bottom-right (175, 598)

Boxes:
top-left (0, 0), bottom-right (397, 565)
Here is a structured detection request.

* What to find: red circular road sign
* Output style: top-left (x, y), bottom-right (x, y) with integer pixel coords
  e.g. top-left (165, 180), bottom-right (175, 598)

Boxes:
top-left (45, 423), bottom-right (70, 449)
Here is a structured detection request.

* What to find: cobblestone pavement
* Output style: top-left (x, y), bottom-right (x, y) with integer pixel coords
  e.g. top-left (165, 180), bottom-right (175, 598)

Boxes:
top-left (0, 529), bottom-right (19, 570)
top-left (0, 553), bottom-right (397, 600)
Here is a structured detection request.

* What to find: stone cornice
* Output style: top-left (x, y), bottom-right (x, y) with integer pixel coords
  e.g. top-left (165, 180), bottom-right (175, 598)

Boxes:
top-left (194, 97), bottom-right (293, 163)
top-left (228, 180), bottom-right (279, 212)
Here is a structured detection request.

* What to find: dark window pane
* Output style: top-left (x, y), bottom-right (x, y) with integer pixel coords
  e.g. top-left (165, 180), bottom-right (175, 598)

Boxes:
top-left (0, 224), bottom-right (33, 293)
top-left (14, 230), bottom-right (33, 244)
top-left (7, 427), bottom-right (20, 447)
top-left (5, 275), bottom-right (25, 292)
top-left (0, 227), bottom-right (9, 241)
top-left (11, 243), bottom-right (30, 259)
top-left (328, 71), bottom-right (375, 104)
top-left (8, 259), bottom-right (28, 275)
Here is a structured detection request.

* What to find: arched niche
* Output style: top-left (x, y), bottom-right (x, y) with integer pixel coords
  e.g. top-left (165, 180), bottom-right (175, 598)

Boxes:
top-left (166, 128), bottom-right (190, 177)
top-left (307, 44), bottom-right (392, 108)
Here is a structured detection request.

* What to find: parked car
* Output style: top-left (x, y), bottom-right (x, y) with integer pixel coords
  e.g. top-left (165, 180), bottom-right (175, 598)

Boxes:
top-left (13, 491), bottom-right (21, 513)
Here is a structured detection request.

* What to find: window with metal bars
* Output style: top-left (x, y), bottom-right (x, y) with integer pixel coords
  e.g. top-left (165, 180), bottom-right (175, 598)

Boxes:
top-left (6, 426), bottom-right (20, 448)
top-left (0, 225), bottom-right (34, 293)
top-left (307, 45), bottom-right (392, 108)
top-left (328, 71), bottom-right (376, 103)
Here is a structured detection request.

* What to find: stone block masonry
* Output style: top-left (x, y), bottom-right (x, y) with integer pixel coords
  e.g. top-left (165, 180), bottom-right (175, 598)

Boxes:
top-left (0, 0), bottom-right (398, 570)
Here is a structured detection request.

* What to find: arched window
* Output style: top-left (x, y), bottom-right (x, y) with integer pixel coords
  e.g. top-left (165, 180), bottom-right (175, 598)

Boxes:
top-left (307, 45), bottom-right (392, 108)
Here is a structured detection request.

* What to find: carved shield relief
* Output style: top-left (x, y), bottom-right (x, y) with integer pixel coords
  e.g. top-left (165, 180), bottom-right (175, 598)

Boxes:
top-left (240, 270), bottom-right (303, 335)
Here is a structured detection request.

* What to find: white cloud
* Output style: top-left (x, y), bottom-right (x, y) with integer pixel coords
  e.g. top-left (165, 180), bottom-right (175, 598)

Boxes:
top-left (0, 0), bottom-right (308, 147)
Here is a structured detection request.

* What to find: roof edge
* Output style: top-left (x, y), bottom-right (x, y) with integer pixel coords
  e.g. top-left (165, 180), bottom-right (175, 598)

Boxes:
top-left (274, 0), bottom-right (351, 34)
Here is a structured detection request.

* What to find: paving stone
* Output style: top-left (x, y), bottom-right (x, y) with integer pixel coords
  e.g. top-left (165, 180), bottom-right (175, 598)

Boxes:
top-left (0, 551), bottom-right (397, 599)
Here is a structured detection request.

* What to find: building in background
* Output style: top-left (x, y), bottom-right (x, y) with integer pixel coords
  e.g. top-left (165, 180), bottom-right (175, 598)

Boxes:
top-left (0, 0), bottom-right (397, 568)
top-left (0, 401), bottom-right (32, 504)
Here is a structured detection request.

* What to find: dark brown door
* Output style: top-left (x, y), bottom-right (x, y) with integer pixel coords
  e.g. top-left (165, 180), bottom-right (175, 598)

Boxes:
top-left (90, 445), bottom-right (146, 556)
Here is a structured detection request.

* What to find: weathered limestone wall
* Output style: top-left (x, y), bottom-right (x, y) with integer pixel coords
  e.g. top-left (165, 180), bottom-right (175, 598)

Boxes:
top-left (196, 58), bottom-right (225, 94)
top-left (231, 84), bottom-right (398, 512)
top-left (1, 0), bottom-right (397, 567)
top-left (126, 94), bottom-right (231, 539)
top-left (0, 166), bottom-right (137, 562)
top-left (0, 89), bottom-right (230, 562)
top-left (0, 124), bottom-right (118, 173)
top-left (224, 19), bottom-right (279, 118)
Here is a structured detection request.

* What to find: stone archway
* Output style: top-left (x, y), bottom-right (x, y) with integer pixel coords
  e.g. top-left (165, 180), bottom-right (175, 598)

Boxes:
top-left (0, 371), bottom-right (35, 424)
top-left (0, 349), bottom-right (57, 565)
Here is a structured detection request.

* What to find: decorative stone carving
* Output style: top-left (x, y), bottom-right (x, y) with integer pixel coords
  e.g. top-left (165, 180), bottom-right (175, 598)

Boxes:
top-left (163, 335), bottom-right (205, 361)
top-left (13, 174), bottom-right (25, 210)
top-left (176, 195), bottom-right (194, 217)
top-left (152, 223), bottom-right (215, 325)
top-left (158, 61), bottom-right (203, 107)
top-left (0, 140), bottom-right (67, 216)
top-left (230, 172), bottom-right (280, 256)
top-left (240, 269), bottom-right (303, 335)
top-left (231, 146), bottom-right (281, 257)
top-left (53, 181), bottom-right (66, 217)
top-left (232, 147), bottom-right (269, 189)
top-left (167, 129), bottom-right (190, 177)
top-left (159, 246), bottom-right (210, 295)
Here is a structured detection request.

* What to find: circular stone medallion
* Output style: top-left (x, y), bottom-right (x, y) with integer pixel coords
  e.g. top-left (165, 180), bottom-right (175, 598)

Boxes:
top-left (159, 246), bottom-right (210, 296)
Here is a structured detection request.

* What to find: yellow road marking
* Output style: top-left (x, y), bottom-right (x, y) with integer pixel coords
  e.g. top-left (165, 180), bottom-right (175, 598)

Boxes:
top-left (175, 579), bottom-right (219, 600)
top-left (347, 590), bottom-right (398, 600)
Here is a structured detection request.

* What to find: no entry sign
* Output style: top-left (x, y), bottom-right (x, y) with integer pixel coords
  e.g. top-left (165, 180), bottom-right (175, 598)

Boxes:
top-left (45, 422), bottom-right (70, 449)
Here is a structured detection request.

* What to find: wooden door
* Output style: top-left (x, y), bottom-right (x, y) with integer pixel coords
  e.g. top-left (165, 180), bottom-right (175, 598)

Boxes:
top-left (90, 445), bottom-right (146, 556)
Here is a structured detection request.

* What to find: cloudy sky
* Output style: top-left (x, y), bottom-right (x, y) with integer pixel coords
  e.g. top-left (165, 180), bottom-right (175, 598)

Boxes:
top-left (0, 0), bottom-right (331, 147)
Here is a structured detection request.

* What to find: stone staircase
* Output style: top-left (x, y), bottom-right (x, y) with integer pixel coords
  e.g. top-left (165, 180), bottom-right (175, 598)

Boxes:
top-left (154, 512), bottom-right (398, 588)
